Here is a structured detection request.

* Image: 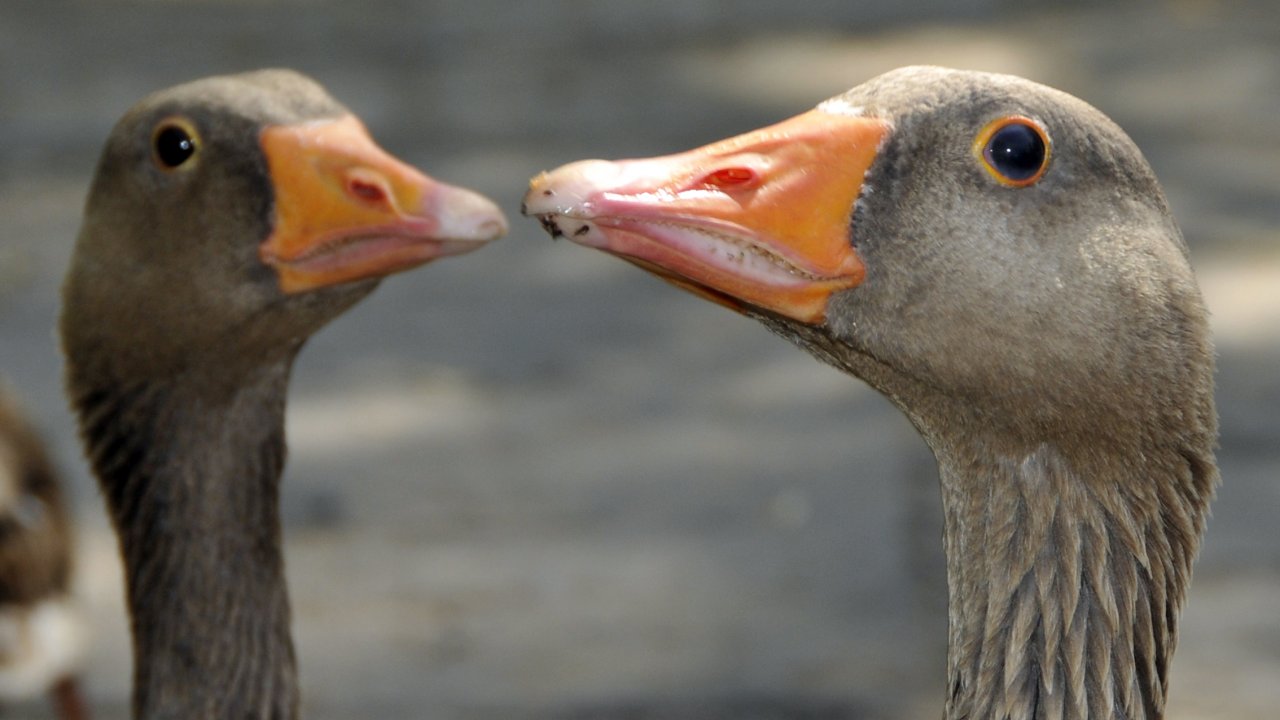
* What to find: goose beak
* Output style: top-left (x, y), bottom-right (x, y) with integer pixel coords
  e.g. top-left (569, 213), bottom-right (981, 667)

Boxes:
top-left (522, 108), bottom-right (887, 324)
top-left (259, 115), bottom-right (507, 294)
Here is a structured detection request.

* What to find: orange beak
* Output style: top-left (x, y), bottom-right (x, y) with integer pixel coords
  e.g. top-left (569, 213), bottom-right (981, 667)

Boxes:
top-left (259, 115), bottom-right (507, 294)
top-left (522, 108), bottom-right (888, 324)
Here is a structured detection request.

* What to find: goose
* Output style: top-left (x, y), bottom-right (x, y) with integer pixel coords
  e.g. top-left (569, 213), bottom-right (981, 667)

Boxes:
top-left (60, 69), bottom-right (507, 719)
top-left (0, 388), bottom-right (87, 720)
top-left (523, 66), bottom-right (1217, 720)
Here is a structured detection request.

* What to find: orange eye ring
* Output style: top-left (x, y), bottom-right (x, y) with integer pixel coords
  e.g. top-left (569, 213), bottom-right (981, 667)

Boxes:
top-left (973, 116), bottom-right (1051, 188)
top-left (150, 116), bottom-right (201, 171)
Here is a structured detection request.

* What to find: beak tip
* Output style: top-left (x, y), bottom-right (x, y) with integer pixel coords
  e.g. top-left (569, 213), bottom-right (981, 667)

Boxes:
top-left (480, 216), bottom-right (509, 241)
top-left (522, 159), bottom-right (620, 217)
top-left (430, 187), bottom-right (508, 244)
top-left (519, 186), bottom-right (552, 216)
top-left (451, 214), bottom-right (507, 246)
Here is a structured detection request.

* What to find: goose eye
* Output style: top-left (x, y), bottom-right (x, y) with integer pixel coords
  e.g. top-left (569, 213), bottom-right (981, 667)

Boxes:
top-left (975, 117), bottom-right (1049, 187)
top-left (152, 119), bottom-right (200, 170)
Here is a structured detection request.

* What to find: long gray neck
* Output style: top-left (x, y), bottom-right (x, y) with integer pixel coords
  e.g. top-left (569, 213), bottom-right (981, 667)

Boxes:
top-left (935, 439), bottom-right (1211, 720)
top-left (752, 315), bottom-right (1215, 720)
top-left (73, 361), bottom-right (298, 720)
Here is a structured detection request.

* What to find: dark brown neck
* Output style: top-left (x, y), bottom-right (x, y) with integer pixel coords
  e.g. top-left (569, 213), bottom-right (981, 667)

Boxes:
top-left (72, 361), bottom-right (298, 720)
top-left (935, 439), bottom-right (1212, 720)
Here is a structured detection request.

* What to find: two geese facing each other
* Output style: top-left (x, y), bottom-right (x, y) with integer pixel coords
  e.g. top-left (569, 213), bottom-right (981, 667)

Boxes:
top-left (49, 67), bottom-right (1214, 719)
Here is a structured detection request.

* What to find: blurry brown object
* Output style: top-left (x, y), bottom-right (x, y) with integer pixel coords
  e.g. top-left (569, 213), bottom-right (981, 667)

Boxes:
top-left (0, 387), bottom-right (87, 720)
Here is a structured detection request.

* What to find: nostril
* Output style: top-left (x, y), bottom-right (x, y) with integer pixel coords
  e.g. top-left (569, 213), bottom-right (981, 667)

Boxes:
top-left (704, 167), bottom-right (759, 189)
top-left (347, 175), bottom-right (390, 205)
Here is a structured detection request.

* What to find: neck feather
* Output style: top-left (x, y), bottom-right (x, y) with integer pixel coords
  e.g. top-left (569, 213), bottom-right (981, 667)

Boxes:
top-left (938, 440), bottom-right (1213, 720)
top-left (752, 310), bottom-right (1217, 720)
top-left (71, 361), bottom-right (298, 720)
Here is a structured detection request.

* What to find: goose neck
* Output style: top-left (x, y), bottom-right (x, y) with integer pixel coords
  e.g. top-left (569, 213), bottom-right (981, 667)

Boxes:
top-left (937, 441), bottom-right (1210, 720)
top-left (75, 361), bottom-right (299, 719)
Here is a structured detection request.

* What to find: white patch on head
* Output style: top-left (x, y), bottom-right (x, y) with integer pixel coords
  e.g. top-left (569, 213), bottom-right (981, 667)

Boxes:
top-left (817, 98), bottom-right (866, 117)
top-left (0, 598), bottom-right (87, 699)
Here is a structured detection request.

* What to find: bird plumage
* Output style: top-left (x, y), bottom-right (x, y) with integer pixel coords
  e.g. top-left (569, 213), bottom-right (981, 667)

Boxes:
top-left (524, 66), bottom-right (1218, 720)
top-left (62, 69), bottom-right (505, 719)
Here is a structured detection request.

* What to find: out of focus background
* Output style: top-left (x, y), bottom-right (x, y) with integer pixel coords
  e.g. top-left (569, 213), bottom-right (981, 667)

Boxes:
top-left (1, 1), bottom-right (1277, 718)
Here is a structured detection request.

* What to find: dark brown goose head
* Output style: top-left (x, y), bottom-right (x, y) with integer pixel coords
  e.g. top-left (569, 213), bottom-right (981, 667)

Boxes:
top-left (524, 66), bottom-right (1217, 720)
top-left (61, 69), bottom-right (506, 719)
top-left (64, 69), bottom-right (505, 387)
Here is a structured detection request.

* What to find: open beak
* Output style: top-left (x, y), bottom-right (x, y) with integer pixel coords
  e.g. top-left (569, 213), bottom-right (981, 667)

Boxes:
top-left (259, 115), bottom-right (507, 294)
top-left (522, 108), bottom-right (887, 324)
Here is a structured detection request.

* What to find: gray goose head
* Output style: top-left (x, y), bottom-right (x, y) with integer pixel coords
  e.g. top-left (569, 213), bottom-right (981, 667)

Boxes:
top-left (61, 69), bottom-right (506, 719)
top-left (524, 66), bottom-right (1217, 720)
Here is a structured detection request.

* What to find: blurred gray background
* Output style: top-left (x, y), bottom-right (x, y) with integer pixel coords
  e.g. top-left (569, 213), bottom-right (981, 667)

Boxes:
top-left (1, 0), bottom-right (1277, 718)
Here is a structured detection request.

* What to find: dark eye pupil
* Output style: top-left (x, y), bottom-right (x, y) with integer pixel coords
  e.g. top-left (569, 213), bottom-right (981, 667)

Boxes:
top-left (155, 126), bottom-right (196, 168)
top-left (984, 123), bottom-right (1045, 181)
